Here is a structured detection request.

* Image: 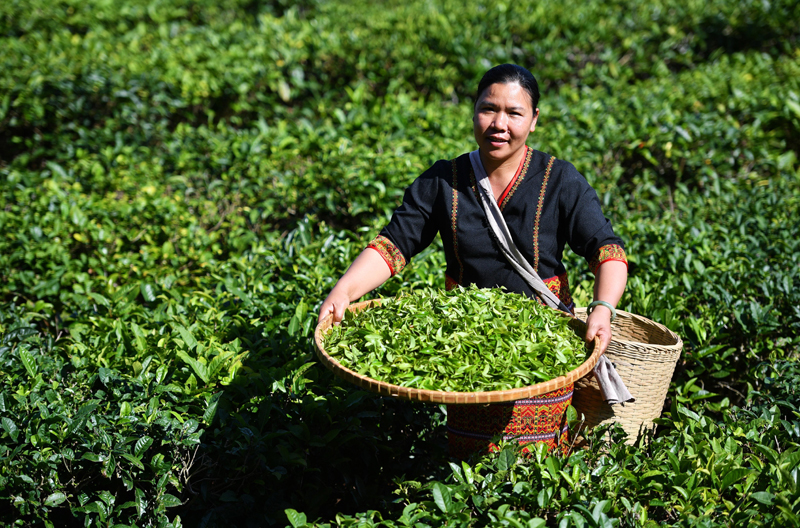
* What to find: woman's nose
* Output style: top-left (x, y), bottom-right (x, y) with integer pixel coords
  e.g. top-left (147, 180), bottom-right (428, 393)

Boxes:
top-left (492, 112), bottom-right (508, 130)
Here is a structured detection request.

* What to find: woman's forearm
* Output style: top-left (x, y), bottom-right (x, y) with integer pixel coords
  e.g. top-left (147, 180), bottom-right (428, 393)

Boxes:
top-left (318, 248), bottom-right (393, 323)
top-left (593, 260), bottom-right (628, 308)
top-left (585, 259), bottom-right (628, 353)
top-left (332, 248), bottom-right (392, 301)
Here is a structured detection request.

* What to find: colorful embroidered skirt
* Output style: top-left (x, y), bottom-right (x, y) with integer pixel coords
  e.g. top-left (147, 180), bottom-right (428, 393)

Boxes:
top-left (446, 384), bottom-right (573, 459)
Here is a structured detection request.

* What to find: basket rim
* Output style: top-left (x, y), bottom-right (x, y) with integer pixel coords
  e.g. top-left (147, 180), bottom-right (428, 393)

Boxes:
top-left (314, 298), bottom-right (602, 404)
top-left (574, 307), bottom-right (683, 349)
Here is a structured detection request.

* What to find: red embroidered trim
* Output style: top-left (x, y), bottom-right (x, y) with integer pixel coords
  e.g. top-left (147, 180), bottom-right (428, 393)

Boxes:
top-left (367, 235), bottom-right (406, 276)
top-left (451, 159), bottom-right (465, 284)
top-left (589, 244), bottom-right (628, 275)
top-left (533, 156), bottom-right (556, 272)
top-left (445, 274), bottom-right (459, 291)
top-left (542, 273), bottom-right (574, 310)
top-left (499, 146), bottom-right (532, 210)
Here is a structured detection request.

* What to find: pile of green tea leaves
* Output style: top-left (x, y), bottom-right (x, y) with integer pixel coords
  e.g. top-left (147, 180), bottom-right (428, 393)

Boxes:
top-left (323, 286), bottom-right (589, 392)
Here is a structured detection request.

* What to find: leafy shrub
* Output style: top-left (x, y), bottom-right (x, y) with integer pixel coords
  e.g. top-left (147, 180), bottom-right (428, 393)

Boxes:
top-left (1, 0), bottom-right (799, 526)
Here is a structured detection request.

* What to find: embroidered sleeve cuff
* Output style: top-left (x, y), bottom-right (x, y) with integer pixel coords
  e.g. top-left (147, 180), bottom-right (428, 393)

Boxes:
top-left (367, 235), bottom-right (407, 276)
top-left (589, 244), bottom-right (628, 275)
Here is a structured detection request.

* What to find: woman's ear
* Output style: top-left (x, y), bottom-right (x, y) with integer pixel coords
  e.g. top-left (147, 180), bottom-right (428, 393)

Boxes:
top-left (530, 108), bottom-right (540, 133)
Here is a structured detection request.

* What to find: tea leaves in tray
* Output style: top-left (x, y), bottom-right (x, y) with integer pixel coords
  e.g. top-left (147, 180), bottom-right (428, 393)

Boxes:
top-left (323, 287), bottom-right (588, 392)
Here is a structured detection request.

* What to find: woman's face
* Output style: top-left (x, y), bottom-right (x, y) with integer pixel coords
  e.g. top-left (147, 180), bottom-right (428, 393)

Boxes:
top-left (473, 82), bottom-right (539, 166)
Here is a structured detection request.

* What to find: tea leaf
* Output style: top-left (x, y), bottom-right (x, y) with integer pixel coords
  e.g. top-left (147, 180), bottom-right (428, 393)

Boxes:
top-left (432, 483), bottom-right (453, 513)
top-left (19, 349), bottom-right (37, 377)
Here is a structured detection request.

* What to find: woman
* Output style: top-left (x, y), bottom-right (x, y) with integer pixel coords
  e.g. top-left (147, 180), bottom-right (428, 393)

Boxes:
top-left (319, 64), bottom-right (627, 354)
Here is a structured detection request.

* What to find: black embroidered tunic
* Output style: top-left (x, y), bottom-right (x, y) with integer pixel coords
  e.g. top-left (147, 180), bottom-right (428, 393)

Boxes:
top-left (367, 147), bottom-right (627, 311)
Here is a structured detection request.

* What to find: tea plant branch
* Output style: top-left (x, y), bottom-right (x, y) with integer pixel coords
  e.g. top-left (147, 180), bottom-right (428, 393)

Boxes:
top-left (717, 381), bottom-right (747, 403)
top-left (727, 491), bottom-right (753, 524)
top-left (564, 416), bottom-right (587, 458)
top-left (130, 229), bottom-right (147, 243)
top-left (184, 452), bottom-right (218, 495)
top-left (178, 445), bottom-right (201, 484)
top-left (178, 259), bottom-right (197, 273)
top-left (208, 198), bottom-right (238, 233)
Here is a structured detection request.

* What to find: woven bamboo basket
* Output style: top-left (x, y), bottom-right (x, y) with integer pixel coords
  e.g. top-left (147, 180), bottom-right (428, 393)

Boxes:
top-left (571, 308), bottom-right (683, 444)
top-left (314, 299), bottom-right (602, 404)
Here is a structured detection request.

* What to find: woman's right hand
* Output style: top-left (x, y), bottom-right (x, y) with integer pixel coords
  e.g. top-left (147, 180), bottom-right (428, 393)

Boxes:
top-left (318, 288), bottom-right (351, 325)
top-left (317, 247), bottom-right (394, 325)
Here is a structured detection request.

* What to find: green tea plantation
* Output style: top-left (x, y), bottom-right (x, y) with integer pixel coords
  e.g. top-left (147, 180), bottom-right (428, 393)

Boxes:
top-left (1, 0), bottom-right (799, 526)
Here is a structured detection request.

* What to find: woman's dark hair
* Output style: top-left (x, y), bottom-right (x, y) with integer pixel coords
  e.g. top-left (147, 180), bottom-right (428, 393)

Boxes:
top-left (475, 64), bottom-right (540, 109)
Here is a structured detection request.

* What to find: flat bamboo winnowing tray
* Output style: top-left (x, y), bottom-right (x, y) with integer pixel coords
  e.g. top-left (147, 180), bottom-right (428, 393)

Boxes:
top-left (314, 299), bottom-right (602, 404)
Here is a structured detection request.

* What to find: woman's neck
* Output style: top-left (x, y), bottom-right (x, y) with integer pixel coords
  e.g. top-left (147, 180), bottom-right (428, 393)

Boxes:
top-left (479, 146), bottom-right (528, 200)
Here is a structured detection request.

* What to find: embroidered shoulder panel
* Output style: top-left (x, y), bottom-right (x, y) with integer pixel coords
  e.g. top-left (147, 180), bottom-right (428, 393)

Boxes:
top-left (589, 244), bottom-right (628, 275)
top-left (367, 235), bottom-right (407, 276)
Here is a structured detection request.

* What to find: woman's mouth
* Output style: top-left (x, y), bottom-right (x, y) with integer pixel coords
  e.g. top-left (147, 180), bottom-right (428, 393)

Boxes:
top-left (487, 136), bottom-right (508, 147)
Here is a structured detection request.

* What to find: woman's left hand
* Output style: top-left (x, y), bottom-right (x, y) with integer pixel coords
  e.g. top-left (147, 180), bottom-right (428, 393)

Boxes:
top-left (585, 306), bottom-right (613, 355)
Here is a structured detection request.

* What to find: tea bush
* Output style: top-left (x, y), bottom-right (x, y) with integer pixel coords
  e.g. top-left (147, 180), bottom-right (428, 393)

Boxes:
top-left (1, 0), bottom-right (798, 526)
